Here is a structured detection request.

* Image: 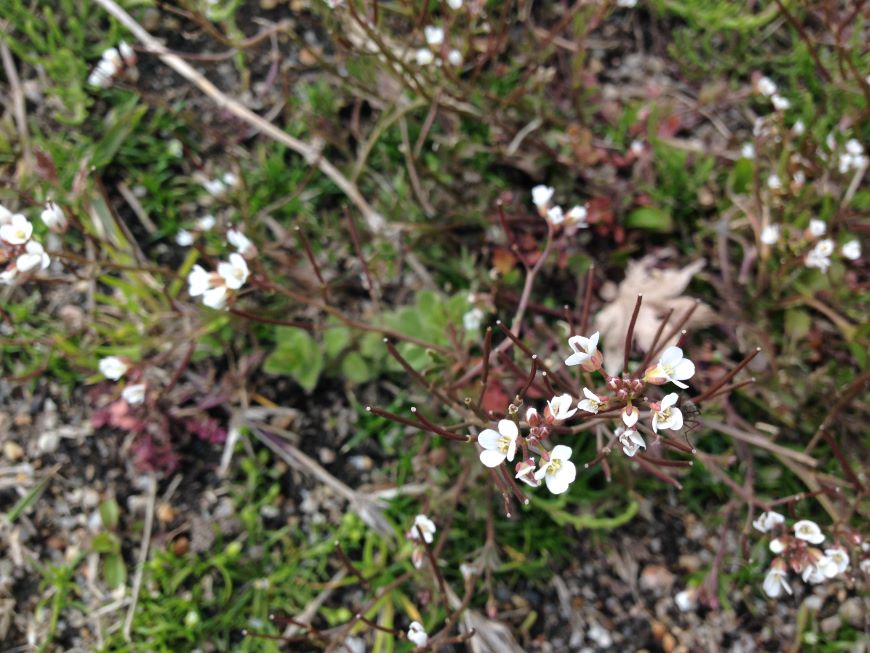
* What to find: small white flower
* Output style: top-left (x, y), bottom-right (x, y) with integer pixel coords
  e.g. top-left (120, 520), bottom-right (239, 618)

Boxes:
top-left (756, 76), bottom-right (777, 97)
top-left (547, 394), bottom-right (577, 421)
top-left (407, 621), bottom-right (428, 647)
top-left (793, 519), bottom-right (825, 544)
top-left (227, 228), bottom-right (255, 256)
top-left (566, 205), bottom-right (588, 227)
top-left (447, 0), bottom-right (463, 8)
top-left (845, 138), bottom-right (864, 156)
top-left (202, 177), bottom-right (228, 196)
top-left (546, 206), bottom-right (564, 225)
top-left (616, 0), bottom-right (638, 6)
top-left (447, 49), bottom-right (463, 66)
top-left (424, 25), bottom-right (444, 46)
top-left (767, 174), bottom-right (782, 190)
top-left (202, 285), bottom-right (228, 310)
top-left (187, 265), bottom-right (214, 297)
top-left (805, 248), bottom-right (832, 272)
top-left (196, 215), bottom-right (216, 231)
top-left (415, 48), bottom-right (434, 66)
top-left (792, 170), bottom-right (806, 186)
top-left (651, 393), bottom-right (683, 432)
top-left (771, 94), bottom-right (790, 111)
top-left (841, 239), bottom-right (861, 260)
top-left (760, 224), bottom-right (780, 245)
top-left (118, 41), bottom-right (135, 65)
top-left (752, 511), bottom-right (785, 533)
top-left (792, 120), bottom-right (805, 136)
top-left (769, 538), bottom-right (785, 554)
top-left (740, 143), bottom-right (755, 159)
top-left (815, 239), bottom-right (834, 256)
top-left (88, 58), bottom-right (117, 87)
top-left (802, 554), bottom-right (838, 584)
top-left (644, 346), bottom-right (695, 389)
top-left (122, 383), bottom-right (146, 405)
top-left (16, 240), bottom-right (50, 272)
top-left (621, 404), bottom-right (638, 428)
top-left (0, 204), bottom-right (13, 224)
top-left (514, 459), bottom-right (540, 487)
top-left (630, 139), bottom-right (644, 155)
top-left (463, 307), bottom-right (484, 331)
top-left (478, 419), bottom-right (519, 468)
top-left (0, 213), bottom-right (33, 245)
top-left (763, 563), bottom-right (791, 598)
top-left (564, 332), bottom-right (601, 370)
top-left (222, 172), bottom-right (238, 187)
top-left (217, 253), bottom-right (249, 290)
top-left (808, 219), bottom-right (826, 237)
top-left (824, 548), bottom-right (849, 574)
top-left (531, 185), bottom-right (554, 209)
top-left (618, 427), bottom-right (646, 458)
top-left (533, 444), bottom-right (576, 494)
top-left (176, 229), bottom-right (194, 246)
top-left (41, 201), bottom-right (67, 231)
top-left (99, 356), bottom-right (128, 380)
top-left (409, 514), bottom-right (437, 544)
top-left (577, 387), bottom-right (602, 414)
top-left (675, 588), bottom-right (697, 612)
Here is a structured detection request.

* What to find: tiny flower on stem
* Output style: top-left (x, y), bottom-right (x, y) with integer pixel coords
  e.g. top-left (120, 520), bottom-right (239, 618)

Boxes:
top-left (752, 511), bottom-right (785, 533)
top-left (41, 201), bottom-right (67, 231)
top-left (621, 403), bottom-right (638, 428)
top-left (122, 383), bottom-right (146, 405)
top-left (793, 519), bottom-right (825, 544)
top-left (99, 356), bottom-right (129, 381)
top-left (644, 346), bottom-right (695, 389)
top-left (0, 213), bottom-right (33, 245)
top-left (423, 25), bottom-right (444, 46)
top-left (227, 229), bottom-right (256, 258)
top-left (407, 621), bottom-right (428, 647)
top-left (824, 547), bottom-right (849, 574)
top-left (547, 394), bottom-right (577, 421)
top-left (763, 559), bottom-right (791, 598)
top-left (651, 393), bottom-right (683, 433)
top-left (218, 253), bottom-right (250, 290)
top-left (564, 331), bottom-right (602, 372)
top-left (808, 219), bottom-right (826, 238)
top-left (534, 445), bottom-right (576, 494)
top-left (531, 185), bottom-right (554, 211)
top-left (16, 241), bottom-right (50, 272)
top-left (515, 459), bottom-right (540, 487)
top-left (841, 239), bottom-right (861, 260)
top-left (577, 388), bottom-right (603, 414)
top-left (478, 419), bottom-right (519, 467)
top-left (618, 426), bottom-right (645, 458)
top-left (408, 514), bottom-right (436, 544)
top-left (760, 224), bottom-right (780, 245)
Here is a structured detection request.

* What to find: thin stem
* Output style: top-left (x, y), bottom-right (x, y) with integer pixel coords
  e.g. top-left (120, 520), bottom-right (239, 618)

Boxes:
top-left (623, 295), bottom-right (643, 372)
top-left (694, 348), bottom-right (761, 404)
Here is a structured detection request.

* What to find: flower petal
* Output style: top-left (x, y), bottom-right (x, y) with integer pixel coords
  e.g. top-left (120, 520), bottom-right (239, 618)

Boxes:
top-left (477, 429), bottom-right (501, 450)
top-left (497, 419), bottom-right (518, 440)
top-left (479, 449), bottom-right (506, 468)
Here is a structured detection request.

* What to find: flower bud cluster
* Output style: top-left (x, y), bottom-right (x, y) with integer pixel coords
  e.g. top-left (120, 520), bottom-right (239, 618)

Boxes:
top-left (530, 185), bottom-right (588, 230)
top-left (0, 203), bottom-right (56, 284)
top-left (415, 24), bottom-right (463, 68)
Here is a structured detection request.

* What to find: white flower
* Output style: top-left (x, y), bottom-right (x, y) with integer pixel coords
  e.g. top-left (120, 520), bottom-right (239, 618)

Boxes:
top-left (802, 554), bottom-right (838, 583)
top-left (805, 248), bottom-right (831, 272)
top-left (793, 519), bottom-right (825, 544)
top-left (227, 228), bottom-right (255, 256)
top-left (547, 394), bottom-right (577, 421)
top-left (841, 239), bottom-right (861, 260)
top-left (769, 538), bottom-right (785, 554)
top-left (845, 138), bottom-right (864, 155)
top-left (767, 174), bottom-right (782, 190)
top-left (0, 213), bottom-right (33, 245)
top-left (824, 548), bottom-right (849, 574)
top-left (478, 419), bottom-right (519, 467)
top-left (463, 307), bottom-right (484, 331)
top-left (16, 241), bottom-right (50, 272)
top-left (88, 58), bottom-right (117, 87)
top-left (41, 201), bottom-right (67, 231)
top-left (99, 356), bottom-right (128, 380)
top-left (792, 120), bottom-right (805, 136)
top-left (808, 219), bottom-right (826, 237)
top-left (815, 239), bottom-right (834, 256)
top-left (202, 285), bottom-right (228, 310)
top-left (222, 172), bottom-right (238, 187)
top-left (0, 268), bottom-right (18, 284)
top-left (196, 215), bottom-right (216, 231)
top-left (531, 185), bottom-right (554, 208)
top-left (651, 393), bottom-right (683, 432)
top-left (409, 514), bottom-right (436, 544)
top-left (630, 139), bottom-right (644, 155)
top-left (838, 141), bottom-right (868, 173)
top-left (577, 388), bottom-right (602, 414)
top-left (644, 346), bottom-right (695, 389)
top-left (514, 459), bottom-right (540, 487)
top-left (760, 224), bottom-right (780, 245)
top-left (533, 445), bottom-right (576, 494)
top-left (217, 253), bottom-right (249, 290)
top-left (763, 563), bottom-right (791, 598)
top-left (675, 588), bottom-right (697, 612)
top-left (118, 41), bottom-right (135, 65)
top-left (0, 204), bottom-right (13, 224)
top-left (564, 332), bottom-right (602, 370)
top-left (546, 206), bottom-right (564, 225)
top-left (566, 205), bottom-right (588, 227)
top-left (447, 49), bottom-right (463, 66)
top-left (187, 265), bottom-right (214, 297)
top-left (792, 170), bottom-right (806, 186)
top-left (176, 229), bottom-right (194, 246)
top-left (756, 76), bottom-right (777, 97)
top-left (740, 143), bottom-right (755, 159)
top-left (618, 427), bottom-right (646, 458)
top-left (447, 0), bottom-right (463, 8)
top-left (407, 621), bottom-right (428, 647)
top-left (617, 0), bottom-right (638, 6)
top-left (621, 404), bottom-right (638, 428)
top-left (415, 48), bottom-right (434, 66)
top-left (424, 25), bottom-right (444, 46)
top-left (122, 383), bottom-right (146, 405)
top-left (771, 94), bottom-right (790, 111)
top-left (752, 511), bottom-right (785, 533)
top-left (102, 47), bottom-right (123, 68)
top-left (202, 177), bottom-right (228, 196)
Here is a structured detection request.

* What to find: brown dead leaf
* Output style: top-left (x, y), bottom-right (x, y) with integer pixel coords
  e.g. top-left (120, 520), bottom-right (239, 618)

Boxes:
top-left (593, 255), bottom-right (715, 374)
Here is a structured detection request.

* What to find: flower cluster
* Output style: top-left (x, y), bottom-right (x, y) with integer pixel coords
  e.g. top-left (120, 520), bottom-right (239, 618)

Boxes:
top-left (474, 329), bottom-right (696, 497)
top-left (754, 75), bottom-right (790, 113)
top-left (186, 228), bottom-right (254, 309)
top-left (753, 513), bottom-right (855, 598)
top-left (406, 513), bottom-right (437, 569)
top-left (761, 214), bottom-right (861, 271)
top-left (87, 41), bottom-right (138, 88)
top-left (0, 204), bottom-right (54, 284)
top-left (530, 185), bottom-right (588, 230)
top-left (415, 24), bottom-right (463, 68)
top-left (98, 356), bottom-right (147, 406)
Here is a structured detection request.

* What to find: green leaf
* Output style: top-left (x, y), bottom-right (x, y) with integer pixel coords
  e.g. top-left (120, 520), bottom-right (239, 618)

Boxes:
top-left (341, 352), bottom-right (373, 384)
top-left (91, 97), bottom-right (148, 169)
top-left (625, 207), bottom-right (674, 233)
top-left (323, 326), bottom-right (352, 359)
top-left (784, 309), bottom-right (811, 341)
top-left (263, 328), bottom-right (323, 392)
top-left (91, 532), bottom-right (121, 554)
top-left (103, 553), bottom-right (126, 589)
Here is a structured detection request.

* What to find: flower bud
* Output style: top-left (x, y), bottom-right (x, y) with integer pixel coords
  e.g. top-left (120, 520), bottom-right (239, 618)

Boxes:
top-left (526, 407), bottom-right (540, 426)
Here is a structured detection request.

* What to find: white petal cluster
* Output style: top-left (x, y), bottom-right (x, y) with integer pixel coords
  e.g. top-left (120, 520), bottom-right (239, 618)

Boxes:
top-left (617, 426), bottom-right (646, 458)
top-left (651, 393), bottom-right (683, 432)
top-left (408, 514), bottom-right (436, 544)
top-left (752, 510), bottom-right (785, 533)
top-left (644, 346), bottom-right (695, 389)
top-left (478, 419), bottom-right (518, 468)
top-left (87, 42), bottom-right (136, 88)
top-left (760, 224), bottom-right (780, 245)
top-left (187, 253), bottom-right (249, 310)
top-left (99, 356), bottom-right (129, 380)
top-left (415, 25), bottom-right (462, 68)
top-left (0, 207), bottom-right (52, 284)
top-left (805, 238), bottom-right (834, 272)
top-left (564, 332), bottom-right (602, 371)
top-left (533, 445), bottom-right (576, 494)
top-left (407, 621), bottom-right (428, 647)
top-left (838, 139), bottom-right (867, 174)
top-left (531, 187), bottom-right (588, 228)
top-left (547, 394), bottom-right (577, 421)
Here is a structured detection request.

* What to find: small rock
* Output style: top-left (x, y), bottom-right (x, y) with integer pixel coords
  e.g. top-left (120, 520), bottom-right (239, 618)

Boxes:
top-left (820, 615), bottom-right (841, 634)
top-left (640, 564), bottom-right (675, 592)
top-left (663, 633), bottom-right (676, 653)
top-left (37, 432), bottom-right (60, 454)
top-left (318, 448), bottom-right (336, 464)
top-left (2, 441), bottom-right (24, 461)
top-left (838, 597), bottom-right (865, 628)
top-left (157, 503), bottom-right (177, 524)
top-left (678, 554), bottom-right (702, 572)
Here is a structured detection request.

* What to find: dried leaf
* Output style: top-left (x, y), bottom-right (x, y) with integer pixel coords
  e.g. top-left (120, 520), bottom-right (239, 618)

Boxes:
top-left (593, 255), bottom-right (715, 374)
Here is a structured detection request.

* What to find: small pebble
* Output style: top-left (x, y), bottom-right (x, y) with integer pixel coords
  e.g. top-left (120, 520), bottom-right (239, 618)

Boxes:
top-left (3, 441), bottom-right (24, 461)
top-left (37, 432), bottom-right (60, 453)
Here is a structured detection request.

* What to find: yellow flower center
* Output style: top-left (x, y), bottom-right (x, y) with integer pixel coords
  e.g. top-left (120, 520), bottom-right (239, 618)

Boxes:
top-left (497, 436), bottom-right (511, 454)
top-left (545, 458), bottom-right (561, 474)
